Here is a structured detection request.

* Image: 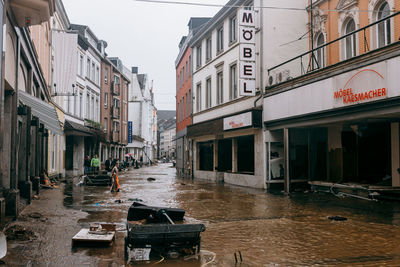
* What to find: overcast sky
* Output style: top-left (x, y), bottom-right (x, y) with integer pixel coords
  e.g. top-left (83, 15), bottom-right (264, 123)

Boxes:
top-left (63, 0), bottom-right (229, 111)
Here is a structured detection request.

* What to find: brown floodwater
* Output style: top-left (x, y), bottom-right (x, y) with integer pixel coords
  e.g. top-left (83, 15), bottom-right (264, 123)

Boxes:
top-left (60, 163), bottom-right (400, 266)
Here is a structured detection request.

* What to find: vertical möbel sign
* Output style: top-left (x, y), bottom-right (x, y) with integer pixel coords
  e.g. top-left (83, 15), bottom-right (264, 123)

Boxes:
top-left (239, 8), bottom-right (256, 96)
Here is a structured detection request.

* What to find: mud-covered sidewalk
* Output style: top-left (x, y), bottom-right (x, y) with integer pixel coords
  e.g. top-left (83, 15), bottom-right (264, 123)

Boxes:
top-left (3, 181), bottom-right (124, 267)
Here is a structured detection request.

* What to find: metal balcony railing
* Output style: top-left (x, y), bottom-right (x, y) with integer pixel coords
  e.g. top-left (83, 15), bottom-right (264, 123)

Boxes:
top-left (111, 81), bottom-right (120, 96)
top-left (266, 11), bottom-right (400, 89)
top-left (111, 106), bottom-right (120, 119)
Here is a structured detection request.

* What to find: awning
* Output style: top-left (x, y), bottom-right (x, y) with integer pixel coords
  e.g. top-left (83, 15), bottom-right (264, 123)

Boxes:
top-left (64, 120), bottom-right (92, 136)
top-left (19, 91), bottom-right (63, 135)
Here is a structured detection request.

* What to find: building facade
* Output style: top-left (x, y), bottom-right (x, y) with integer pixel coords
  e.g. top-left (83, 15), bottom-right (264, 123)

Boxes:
top-left (175, 18), bottom-right (210, 178)
top-left (263, 0), bottom-right (400, 192)
top-left (100, 56), bottom-right (129, 162)
top-left (125, 68), bottom-right (157, 164)
top-left (187, 0), bottom-right (308, 189)
top-left (1, 0), bottom-right (59, 219)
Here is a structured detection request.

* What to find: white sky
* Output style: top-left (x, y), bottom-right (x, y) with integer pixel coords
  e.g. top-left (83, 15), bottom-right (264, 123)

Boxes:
top-left (63, 0), bottom-right (229, 110)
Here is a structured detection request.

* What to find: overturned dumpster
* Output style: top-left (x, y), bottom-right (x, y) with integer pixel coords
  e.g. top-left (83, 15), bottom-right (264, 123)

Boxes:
top-left (124, 202), bottom-right (206, 262)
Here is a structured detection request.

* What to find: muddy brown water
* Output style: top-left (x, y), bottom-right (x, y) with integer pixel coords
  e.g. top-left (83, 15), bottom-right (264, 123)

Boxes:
top-left (5, 163), bottom-right (400, 266)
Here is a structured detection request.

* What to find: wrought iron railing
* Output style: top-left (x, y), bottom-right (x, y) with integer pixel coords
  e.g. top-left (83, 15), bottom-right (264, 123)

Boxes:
top-left (266, 11), bottom-right (400, 89)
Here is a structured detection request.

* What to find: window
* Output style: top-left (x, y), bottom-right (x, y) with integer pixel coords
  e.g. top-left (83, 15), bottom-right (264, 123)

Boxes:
top-left (185, 61), bottom-right (188, 80)
top-left (79, 54), bottom-right (84, 76)
top-left (104, 92), bottom-right (108, 108)
top-left (189, 55), bottom-right (192, 76)
top-left (344, 18), bottom-right (356, 59)
top-left (186, 93), bottom-right (188, 118)
top-left (79, 93), bottom-right (83, 118)
top-left (105, 67), bottom-right (109, 83)
top-left (74, 94), bottom-right (77, 116)
top-left (113, 121), bottom-right (119, 132)
top-left (91, 62), bottom-right (95, 81)
top-left (229, 16), bottom-right (237, 43)
top-left (189, 89), bottom-right (192, 115)
top-left (177, 74), bottom-right (180, 90)
top-left (96, 66), bottom-right (100, 84)
top-left (377, 2), bottom-right (391, 48)
top-left (206, 37), bottom-right (212, 61)
top-left (217, 71), bottom-right (223, 105)
top-left (177, 102), bottom-right (180, 122)
top-left (196, 83), bottom-right (202, 112)
top-left (87, 59), bottom-right (90, 78)
top-left (315, 33), bottom-right (325, 68)
top-left (217, 26), bottom-right (224, 53)
top-left (86, 93), bottom-right (90, 119)
top-left (182, 66), bottom-right (185, 83)
top-left (196, 45), bottom-right (202, 68)
top-left (206, 77), bottom-right (212, 108)
top-left (91, 96), bottom-right (95, 120)
top-left (229, 64), bottom-right (237, 100)
top-left (182, 96), bottom-right (185, 119)
top-left (104, 118), bottom-right (108, 131)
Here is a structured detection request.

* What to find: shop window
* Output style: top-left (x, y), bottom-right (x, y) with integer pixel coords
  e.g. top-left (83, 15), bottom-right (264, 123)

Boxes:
top-left (199, 141), bottom-right (214, 171)
top-left (218, 139), bottom-right (232, 172)
top-left (237, 135), bottom-right (254, 174)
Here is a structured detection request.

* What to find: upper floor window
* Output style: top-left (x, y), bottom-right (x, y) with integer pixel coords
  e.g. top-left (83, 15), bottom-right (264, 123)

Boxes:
top-left (229, 16), bottom-right (237, 43)
top-left (206, 77), bottom-right (212, 108)
top-left (216, 71), bottom-right (223, 105)
top-left (196, 83), bottom-right (202, 112)
top-left (86, 59), bottom-right (90, 78)
top-left (229, 64), bottom-right (237, 100)
top-left (344, 18), bottom-right (357, 60)
top-left (91, 62), bottom-right (95, 81)
top-left (315, 33), bottom-right (325, 69)
top-left (377, 1), bottom-right (391, 48)
top-left (185, 61), bottom-right (188, 80)
top-left (79, 54), bottom-right (84, 76)
top-left (196, 45), bottom-right (202, 69)
top-left (206, 37), bottom-right (212, 61)
top-left (217, 26), bottom-right (224, 53)
top-left (105, 67), bottom-right (109, 83)
top-left (189, 55), bottom-right (192, 76)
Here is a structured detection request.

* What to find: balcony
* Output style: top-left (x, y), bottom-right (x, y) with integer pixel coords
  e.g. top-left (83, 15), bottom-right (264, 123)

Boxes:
top-left (266, 11), bottom-right (400, 90)
top-left (10, 0), bottom-right (55, 27)
top-left (111, 81), bottom-right (120, 96)
top-left (111, 106), bottom-right (120, 119)
top-left (112, 131), bottom-right (120, 143)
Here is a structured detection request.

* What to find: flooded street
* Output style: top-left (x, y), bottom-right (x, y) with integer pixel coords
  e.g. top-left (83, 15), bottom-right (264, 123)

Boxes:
top-left (4, 163), bottom-right (400, 266)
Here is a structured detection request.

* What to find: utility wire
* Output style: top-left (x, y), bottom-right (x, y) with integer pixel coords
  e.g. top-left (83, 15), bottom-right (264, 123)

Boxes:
top-left (132, 0), bottom-right (398, 13)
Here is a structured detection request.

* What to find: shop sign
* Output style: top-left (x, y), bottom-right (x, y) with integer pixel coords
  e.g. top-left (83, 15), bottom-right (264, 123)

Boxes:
top-left (128, 121), bottom-right (133, 143)
top-left (333, 65), bottom-right (388, 107)
top-left (223, 111), bottom-right (252, 131)
top-left (239, 8), bottom-right (256, 96)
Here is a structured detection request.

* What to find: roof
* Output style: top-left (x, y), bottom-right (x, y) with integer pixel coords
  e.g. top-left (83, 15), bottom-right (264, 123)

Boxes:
top-left (157, 110), bottom-right (176, 121)
top-left (190, 0), bottom-right (248, 47)
top-left (64, 120), bottom-right (92, 136)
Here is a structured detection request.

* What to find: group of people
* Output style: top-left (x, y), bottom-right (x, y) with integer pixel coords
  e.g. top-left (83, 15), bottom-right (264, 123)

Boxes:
top-left (84, 154), bottom-right (100, 174)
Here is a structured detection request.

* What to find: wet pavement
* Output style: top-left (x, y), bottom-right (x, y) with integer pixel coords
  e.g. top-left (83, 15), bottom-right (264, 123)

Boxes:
top-left (3, 163), bottom-right (400, 266)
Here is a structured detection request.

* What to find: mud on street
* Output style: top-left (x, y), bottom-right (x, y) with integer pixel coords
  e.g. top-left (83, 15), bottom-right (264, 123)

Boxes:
top-left (3, 163), bottom-right (400, 266)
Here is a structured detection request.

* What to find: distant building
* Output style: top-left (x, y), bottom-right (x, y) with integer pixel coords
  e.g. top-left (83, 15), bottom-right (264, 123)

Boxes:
top-left (125, 67), bottom-right (157, 164)
top-left (157, 111), bottom-right (176, 159)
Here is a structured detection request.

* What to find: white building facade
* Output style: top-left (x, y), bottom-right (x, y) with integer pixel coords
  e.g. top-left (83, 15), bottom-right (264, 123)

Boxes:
top-left (188, 0), bottom-right (308, 189)
top-left (125, 67), bottom-right (157, 164)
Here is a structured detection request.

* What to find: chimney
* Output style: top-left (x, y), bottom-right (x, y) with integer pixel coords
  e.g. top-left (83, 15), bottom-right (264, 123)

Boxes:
top-left (131, 67), bottom-right (138, 74)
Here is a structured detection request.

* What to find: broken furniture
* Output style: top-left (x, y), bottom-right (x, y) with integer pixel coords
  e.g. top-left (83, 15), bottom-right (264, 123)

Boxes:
top-left (72, 224), bottom-right (116, 247)
top-left (124, 202), bottom-right (206, 262)
top-left (84, 171), bottom-right (112, 186)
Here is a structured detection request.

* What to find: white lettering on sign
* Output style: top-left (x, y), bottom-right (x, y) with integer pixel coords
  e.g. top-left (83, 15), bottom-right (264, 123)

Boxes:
top-left (239, 79), bottom-right (256, 96)
top-left (223, 111), bottom-right (252, 131)
top-left (238, 8), bottom-right (256, 97)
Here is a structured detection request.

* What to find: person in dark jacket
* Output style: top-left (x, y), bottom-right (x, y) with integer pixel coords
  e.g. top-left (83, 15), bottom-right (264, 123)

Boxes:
top-left (84, 155), bottom-right (91, 174)
top-left (105, 158), bottom-right (111, 171)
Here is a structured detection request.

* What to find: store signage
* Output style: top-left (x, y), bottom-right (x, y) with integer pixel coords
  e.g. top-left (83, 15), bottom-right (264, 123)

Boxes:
top-left (333, 67), bottom-right (388, 107)
top-left (223, 111), bottom-right (252, 131)
top-left (239, 8), bottom-right (256, 96)
top-left (128, 121), bottom-right (133, 143)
